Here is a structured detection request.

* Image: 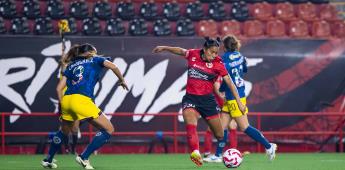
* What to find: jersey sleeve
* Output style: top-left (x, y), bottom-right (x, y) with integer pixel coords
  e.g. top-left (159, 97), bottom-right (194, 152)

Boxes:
top-left (93, 56), bottom-right (111, 67)
top-left (184, 49), bottom-right (192, 60)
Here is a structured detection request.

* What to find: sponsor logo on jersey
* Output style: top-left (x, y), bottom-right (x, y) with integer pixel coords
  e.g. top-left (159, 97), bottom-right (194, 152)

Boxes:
top-left (206, 63), bottom-right (213, 68)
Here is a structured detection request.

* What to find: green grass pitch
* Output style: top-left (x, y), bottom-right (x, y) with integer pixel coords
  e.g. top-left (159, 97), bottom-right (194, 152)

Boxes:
top-left (1, 153), bottom-right (345, 170)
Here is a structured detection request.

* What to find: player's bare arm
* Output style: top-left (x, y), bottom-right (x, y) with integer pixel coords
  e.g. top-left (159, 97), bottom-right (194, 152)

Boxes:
top-left (223, 75), bottom-right (247, 113)
top-left (56, 76), bottom-right (67, 102)
top-left (103, 60), bottom-right (129, 91)
top-left (152, 46), bottom-right (187, 56)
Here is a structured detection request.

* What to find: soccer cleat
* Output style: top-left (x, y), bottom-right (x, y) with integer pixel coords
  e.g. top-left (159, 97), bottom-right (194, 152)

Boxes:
top-left (266, 143), bottom-right (277, 161)
top-left (76, 155), bottom-right (95, 169)
top-left (203, 154), bottom-right (222, 163)
top-left (41, 160), bottom-right (57, 169)
top-left (190, 150), bottom-right (203, 166)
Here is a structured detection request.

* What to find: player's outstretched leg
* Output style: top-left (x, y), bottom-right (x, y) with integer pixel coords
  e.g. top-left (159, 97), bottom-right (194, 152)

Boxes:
top-left (77, 114), bottom-right (113, 169)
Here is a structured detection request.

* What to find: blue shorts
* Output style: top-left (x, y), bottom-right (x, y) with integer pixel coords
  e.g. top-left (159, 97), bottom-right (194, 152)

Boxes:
top-left (182, 93), bottom-right (221, 120)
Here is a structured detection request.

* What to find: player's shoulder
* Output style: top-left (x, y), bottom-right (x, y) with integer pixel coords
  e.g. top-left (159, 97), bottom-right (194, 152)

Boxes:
top-left (187, 48), bottom-right (201, 54)
top-left (213, 56), bottom-right (223, 63)
top-left (224, 51), bottom-right (243, 60)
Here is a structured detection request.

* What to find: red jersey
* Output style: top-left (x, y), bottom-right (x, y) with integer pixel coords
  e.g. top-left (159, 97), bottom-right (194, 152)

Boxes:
top-left (185, 49), bottom-right (228, 95)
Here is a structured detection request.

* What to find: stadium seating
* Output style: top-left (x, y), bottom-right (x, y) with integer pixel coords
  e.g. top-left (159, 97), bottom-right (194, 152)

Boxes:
top-left (129, 18), bottom-right (148, 36)
top-left (46, 0), bottom-right (65, 19)
top-left (23, 0), bottom-right (41, 19)
top-left (0, 0), bottom-right (17, 19)
top-left (296, 2), bottom-right (317, 21)
top-left (243, 20), bottom-right (264, 37)
top-left (185, 1), bottom-right (204, 21)
top-left (288, 19), bottom-right (309, 38)
top-left (64, 17), bottom-right (78, 35)
top-left (288, 0), bottom-right (308, 4)
top-left (208, 1), bottom-right (226, 21)
top-left (34, 17), bottom-right (53, 35)
top-left (153, 18), bottom-right (171, 36)
top-left (176, 18), bottom-right (195, 36)
top-left (93, 0), bottom-right (112, 20)
top-left (82, 17), bottom-right (101, 35)
top-left (250, 2), bottom-right (274, 21)
top-left (10, 17), bottom-right (30, 34)
top-left (223, 0), bottom-right (241, 2)
top-left (106, 18), bottom-right (125, 36)
top-left (319, 4), bottom-right (339, 21)
top-left (0, 17), bottom-right (6, 34)
top-left (309, 0), bottom-right (329, 4)
top-left (116, 1), bottom-right (135, 21)
top-left (274, 2), bottom-right (296, 21)
top-left (163, 2), bottom-right (180, 21)
top-left (219, 20), bottom-right (241, 36)
top-left (331, 21), bottom-right (345, 38)
top-left (311, 20), bottom-right (331, 38)
top-left (69, 1), bottom-right (89, 20)
top-left (266, 19), bottom-right (286, 37)
top-left (140, 1), bottom-right (158, 21)
top-left (0, 0), bottom-right (343, 39)
top-left (197, 20), bottom-right (218, 37)
top-left (200, 0), bottom-right (218, 2)
top-left (266, 0), bottom-right (288, 3)
top-left (246, 0), bottom-right (265, 3)
top-left (231, 1), bottom-right (249, 22)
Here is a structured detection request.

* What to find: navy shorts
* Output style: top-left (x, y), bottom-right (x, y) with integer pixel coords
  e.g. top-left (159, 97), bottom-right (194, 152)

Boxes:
top-left (182, 93), bottom-right (221, 119)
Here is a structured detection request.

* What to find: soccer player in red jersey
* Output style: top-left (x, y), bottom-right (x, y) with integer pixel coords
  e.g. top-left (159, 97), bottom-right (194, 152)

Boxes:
top-left (152, 37), bottom-right (246, 166)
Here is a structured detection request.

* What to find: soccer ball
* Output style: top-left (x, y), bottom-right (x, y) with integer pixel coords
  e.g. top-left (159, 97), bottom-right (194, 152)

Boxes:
top-left (222, 148), bottom-right (243, 168)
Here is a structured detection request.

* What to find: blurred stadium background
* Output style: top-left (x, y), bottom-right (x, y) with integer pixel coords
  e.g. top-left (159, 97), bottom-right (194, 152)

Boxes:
top-left (0, 0), bottom-right (345, 167)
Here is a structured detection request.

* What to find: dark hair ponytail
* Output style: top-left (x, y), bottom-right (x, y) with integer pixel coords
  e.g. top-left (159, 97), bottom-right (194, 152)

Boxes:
top-left (203, 37), bottom-right (221, 49)
top-left (222, 35), bottom-right (241, 52)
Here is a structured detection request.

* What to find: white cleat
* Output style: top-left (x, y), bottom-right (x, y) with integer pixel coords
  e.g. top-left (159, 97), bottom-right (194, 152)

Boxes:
top-left (266, 143), bottom-right (277, 161)
top-left (41, 160), bottom-right (57, 169)
top-left (203, 154), bottom-right (222, 163)
top-left (76, 155), bottom-right (95, 169)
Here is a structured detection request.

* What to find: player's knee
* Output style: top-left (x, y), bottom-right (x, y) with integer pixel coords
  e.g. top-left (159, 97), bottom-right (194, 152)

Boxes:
top-left (105, 124), bottom-right (114, 134)
top-left (238, 124), bottom-right (249, 132)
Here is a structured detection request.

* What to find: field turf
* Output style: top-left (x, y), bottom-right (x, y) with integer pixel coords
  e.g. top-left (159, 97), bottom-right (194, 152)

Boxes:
top-left (0, 153), bottom-right (344, 170)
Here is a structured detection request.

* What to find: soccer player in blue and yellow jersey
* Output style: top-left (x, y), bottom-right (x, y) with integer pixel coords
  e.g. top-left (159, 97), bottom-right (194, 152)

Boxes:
top-left (42, 43), bottom-right (128, 169)
top-left (152, 37), bottom-right (246, 167)
top-left (204, 35), bottom-right (277, 163)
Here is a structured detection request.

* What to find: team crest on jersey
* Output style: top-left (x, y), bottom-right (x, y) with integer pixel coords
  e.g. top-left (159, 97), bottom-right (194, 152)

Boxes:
top-left (192, 57), bottom-right (196, 61)
top-left (53, 136), bottom-right (61, 144)
top-left (229, 53), bottom-right (241, 60)
top-left (205, 62), bottom-right (213, 68)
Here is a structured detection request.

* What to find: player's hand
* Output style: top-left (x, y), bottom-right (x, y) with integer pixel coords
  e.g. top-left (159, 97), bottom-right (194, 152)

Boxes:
top-left (152, 46), bottom-right (165, 53)
top-left (238, 103), bottom-right (247, 114)
top-left (118, 81), bottom-right (129, 91)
